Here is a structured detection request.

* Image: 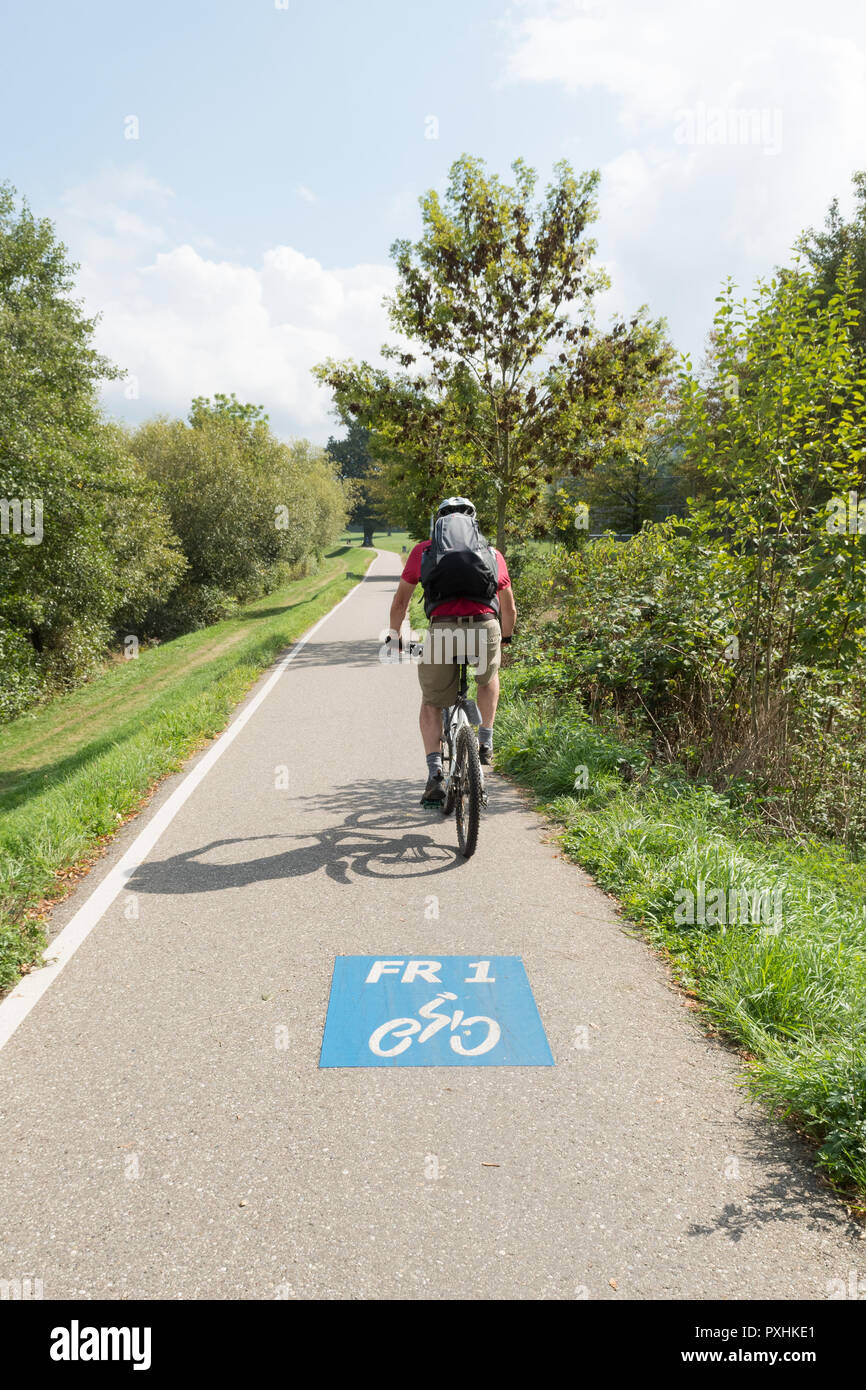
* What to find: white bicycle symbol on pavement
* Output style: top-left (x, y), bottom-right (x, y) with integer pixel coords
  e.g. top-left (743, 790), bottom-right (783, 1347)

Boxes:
top-left (368, 992), bottom-right (502, 1058)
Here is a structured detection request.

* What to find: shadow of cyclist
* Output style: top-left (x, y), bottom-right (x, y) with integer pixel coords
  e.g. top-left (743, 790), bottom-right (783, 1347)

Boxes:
top-left (128, 779), bottom-right (466, 895)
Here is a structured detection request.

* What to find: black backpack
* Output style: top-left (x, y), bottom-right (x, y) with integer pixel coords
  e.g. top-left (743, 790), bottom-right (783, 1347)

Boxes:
top-left (419, 512), bottom-right (500, 619)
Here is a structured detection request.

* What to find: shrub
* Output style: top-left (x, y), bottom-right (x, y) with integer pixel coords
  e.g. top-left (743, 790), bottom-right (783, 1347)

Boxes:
top-left (0, 624), bottom-right (43, 720)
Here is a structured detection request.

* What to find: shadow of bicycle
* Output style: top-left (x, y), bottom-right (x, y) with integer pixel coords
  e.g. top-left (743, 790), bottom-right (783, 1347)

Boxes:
top-left (127, 778), bottom-right (487, 895)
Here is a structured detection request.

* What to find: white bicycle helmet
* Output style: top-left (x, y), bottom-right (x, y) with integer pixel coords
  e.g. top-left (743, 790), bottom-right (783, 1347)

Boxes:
top-left (436, 496), bottom-right (476, 519)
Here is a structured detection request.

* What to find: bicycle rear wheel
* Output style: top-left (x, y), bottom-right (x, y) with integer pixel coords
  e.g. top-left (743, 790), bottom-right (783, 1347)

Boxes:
top-left (454, 724), bottom-right (482, 858)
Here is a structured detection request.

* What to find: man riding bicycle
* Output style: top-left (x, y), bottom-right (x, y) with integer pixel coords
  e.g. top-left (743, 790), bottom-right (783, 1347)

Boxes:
top-left (387, 497), bottom-right (517, 805)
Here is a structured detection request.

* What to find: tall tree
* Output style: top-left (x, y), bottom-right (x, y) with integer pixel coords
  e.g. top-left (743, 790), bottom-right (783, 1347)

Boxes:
top-left (797, 170), bottom-right (866, 348)
top-left (0, 183), bottom-right (184, 702)
top-left (130, 401), bottom-right (349, 629)
top-left (316, 156), bottom-right (671, 547)
top-left (678, 255), bottom-right (866, 733)
top-left (326, 418), bottom-right (381, 545)
top-left (581, 440), bottom-right (685, 535)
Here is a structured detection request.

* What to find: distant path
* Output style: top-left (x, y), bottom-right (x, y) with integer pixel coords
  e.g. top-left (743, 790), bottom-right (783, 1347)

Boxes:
top-left (0, 549), bottom-right (858, 1299)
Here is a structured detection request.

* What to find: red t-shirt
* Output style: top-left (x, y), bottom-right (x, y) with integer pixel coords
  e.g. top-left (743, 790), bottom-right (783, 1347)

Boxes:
top-left (401, 540), bottom-right (511, 618)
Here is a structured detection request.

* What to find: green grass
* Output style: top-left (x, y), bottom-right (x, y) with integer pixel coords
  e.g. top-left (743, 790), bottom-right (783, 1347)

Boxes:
top-left (495, 673), bottom-right (866, 1199)
top-left (0, 546), bottom-right (375, 991)
top-left (340, 528), bottom-right (416, 556)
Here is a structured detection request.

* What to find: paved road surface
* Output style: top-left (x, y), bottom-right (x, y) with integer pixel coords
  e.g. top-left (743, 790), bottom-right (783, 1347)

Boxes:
top-left (0, 550), bottom-right (859, 1300)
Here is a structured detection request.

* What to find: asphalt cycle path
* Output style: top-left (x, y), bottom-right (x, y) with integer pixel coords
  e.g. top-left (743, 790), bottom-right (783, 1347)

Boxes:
top-left (0, 549), bottom-right (859, 1300)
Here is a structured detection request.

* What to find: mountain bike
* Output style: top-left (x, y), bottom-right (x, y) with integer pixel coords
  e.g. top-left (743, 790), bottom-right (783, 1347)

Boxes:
top-left (407, 637), bottom-right (485, 860)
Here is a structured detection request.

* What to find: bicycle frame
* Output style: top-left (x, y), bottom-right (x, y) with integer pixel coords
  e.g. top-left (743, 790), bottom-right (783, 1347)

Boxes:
top-left (441, 663), bottom-right (481, 799)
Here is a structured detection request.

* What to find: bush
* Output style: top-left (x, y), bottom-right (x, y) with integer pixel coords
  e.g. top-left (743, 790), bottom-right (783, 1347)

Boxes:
top-left (512, 521), bottom-right (866, 844)
top-left (140, 582), bottom-right (237, 640)
top-left (0, 625), bottom-right (43, 720)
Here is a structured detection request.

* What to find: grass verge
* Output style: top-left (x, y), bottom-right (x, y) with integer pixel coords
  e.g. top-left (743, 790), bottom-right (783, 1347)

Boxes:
top-left (341, 528), bottom-right (415, 556)
top-left (495, 671), bottom-right (866, 1200)
top-left (0, 546), bottom-right (374, 991)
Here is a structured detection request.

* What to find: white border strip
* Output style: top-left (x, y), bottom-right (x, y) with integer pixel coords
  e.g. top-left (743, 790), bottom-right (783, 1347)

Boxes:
top-left (0, 551), bottom-right (382, 1052)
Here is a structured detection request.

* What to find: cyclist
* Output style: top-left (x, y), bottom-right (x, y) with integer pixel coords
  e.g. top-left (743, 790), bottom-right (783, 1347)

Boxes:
top-left (387, 497), bottom-right (516, 805)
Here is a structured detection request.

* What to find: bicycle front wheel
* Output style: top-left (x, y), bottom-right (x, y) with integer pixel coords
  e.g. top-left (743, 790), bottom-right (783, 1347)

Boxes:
top-left (441, 709), bottom-right (456, 816)
top-left (454, 725), bottom-right (482, 858)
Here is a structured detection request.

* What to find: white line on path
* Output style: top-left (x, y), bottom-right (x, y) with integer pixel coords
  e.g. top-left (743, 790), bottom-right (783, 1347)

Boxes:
top-left (0, 551), bottom-right (384, 1052)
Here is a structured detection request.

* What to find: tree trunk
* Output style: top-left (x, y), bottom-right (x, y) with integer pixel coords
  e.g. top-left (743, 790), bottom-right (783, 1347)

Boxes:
top-left (495, 493), bottom-right (507, 551)
top-left (496, 426), bottom-right (510, 550)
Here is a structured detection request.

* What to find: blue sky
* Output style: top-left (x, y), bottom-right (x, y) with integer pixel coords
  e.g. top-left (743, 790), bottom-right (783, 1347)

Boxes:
top-left (3, 0), bottom-right (865, 441)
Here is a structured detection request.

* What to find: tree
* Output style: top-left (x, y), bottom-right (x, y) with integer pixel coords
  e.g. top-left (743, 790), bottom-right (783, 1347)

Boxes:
top-left (316, 156), bottom-right (671, 547)
top-left (326, 419), bottom-right (381, 545)
top-left (797, 170), bottom-right (866, 349)
top-left (284, 437), bottom-right (351, 559)
top-left (678, 254), bottom-right (866, 736)
top-left (581, 429), bottom-right (687, 535)
top-left (131, 413), bottom-right (278, 603)
top-left (0, 184), bottom-right (185, 702)
top-left (189, 392), bottom-right (268, 432)
top-left (130, 400), bottom-right (349, 631)
top-left (317, 360), bottom-right (471, 539)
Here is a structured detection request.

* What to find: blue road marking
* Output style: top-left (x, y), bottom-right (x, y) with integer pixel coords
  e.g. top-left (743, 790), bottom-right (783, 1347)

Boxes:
top-left (319, 956), bottom-right (554, 1067)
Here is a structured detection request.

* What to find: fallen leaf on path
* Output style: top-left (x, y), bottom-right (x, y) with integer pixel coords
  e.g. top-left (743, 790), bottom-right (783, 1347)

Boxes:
top-left (609, 1278), bottom-right (618, 1290)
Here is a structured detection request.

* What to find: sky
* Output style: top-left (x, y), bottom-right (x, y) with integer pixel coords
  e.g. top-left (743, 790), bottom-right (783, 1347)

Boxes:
top-left (2, 0), bottom-right (866, 443)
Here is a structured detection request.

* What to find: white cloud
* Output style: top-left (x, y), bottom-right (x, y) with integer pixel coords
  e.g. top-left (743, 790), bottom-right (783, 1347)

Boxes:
top-left (503, 0), bottom-right (866, 356)
top-left (296, 184), bottom-right (317, 203)
top-left (504, 0), bottom-right (859, 121)
top-left (55, 167), bottom-right (395, 441)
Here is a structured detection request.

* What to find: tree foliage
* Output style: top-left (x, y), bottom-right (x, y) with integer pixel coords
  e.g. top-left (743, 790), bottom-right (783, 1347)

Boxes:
top-left (0, 184), bottom-right (185, 706)
top-left (514, 247), bottom-right (866, 843)
top-left (797, 169), bottom-right (866, 350)
top-left (0, 189), bottom-right (349, 717)
top-left (325, 418), bottom-right (391, 542)
top-left (316, 156), bottom-right (672, 546)
top-left (130, 399), bottom-right (348, 633)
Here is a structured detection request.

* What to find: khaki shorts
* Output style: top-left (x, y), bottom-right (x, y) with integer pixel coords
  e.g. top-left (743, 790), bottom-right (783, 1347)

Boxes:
top-left (417, 618), bottom-right (501, 708)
